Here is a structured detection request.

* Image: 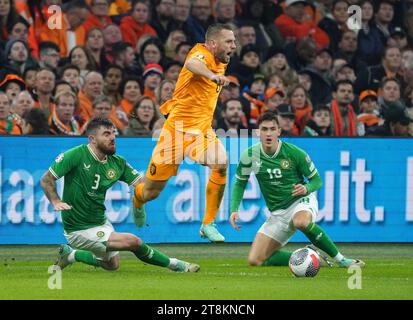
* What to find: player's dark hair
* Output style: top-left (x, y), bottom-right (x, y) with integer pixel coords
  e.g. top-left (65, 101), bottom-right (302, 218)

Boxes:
top-left (205, 23), bottom-right (234, 42)
top-left (257, 110), bottom-right (279, 127)
top-left (86, 118), bottom-right (115, 136)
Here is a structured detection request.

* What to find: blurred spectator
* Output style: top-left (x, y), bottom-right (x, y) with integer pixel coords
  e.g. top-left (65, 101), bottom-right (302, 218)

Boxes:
top-left (366, 102), bottom-right (412, 136)
top-left (60, 64), bottom-right (82, 92)
top-left (174, 41), bottom-right (191, 65)
top-left (85, 27), bottom-right (109, 70)
top-left (374, 0), bottom-right (397, 46)
top-left (318, 0), bottom-right (349, 53)
top-left (164, 60), bottom-right (182, 82)
top-left (20, 107), bottom-right (49, 134)
top-left (111, 41), bottom-right (140, 77)
top-left (12, 90), bottom-right (35, 117)
top-left (123, 95), bottom-right (158, 136)
top-left (83, 0), bottom-right (112, 32)
top-left (23, 67), bottom-right (38, 92)
top-left (357, 46), bottom-right (404, 93)
top-left (276, 103), bottom-right (298, 136)
top-left (240, 0), bottom-right (285, 54)
top-left (237, 23), bottom-right (256, 50)
top-left (103, 64), bottom-right (124, 106)
top-left (335, 30), bottom-right (367, 79)
top-left (49, 90), bottom-right (81, 135)
top-left (242, 73), bottom-right (266, 128)
top-left (81, 94), bottom-right (122, 134)
top-left (142, 63), bottom-right (164, 99)
top-left (32, 68), bottom-right (55, 117)
top-left (377, 77), bottom-right (402, 115)
top-left (297, 69), bottom-right (312, 92)
top-left (334, 63), bottom-right (357, 84)
top-left (275, 0), bottom-right (329, 49)
top-left (264, 87), bottom-right (286, 112)
top-left (38, 0), bottom-right (90, 57)
top-left (0, 0), bottom-right (20, 42)
top-left (3, 39), bottom-right (36, 76)
top-left (387, 27), bottom-right (409, 51)
top-left (285, 36), bottom-right (317, 72)
top-left (302, 104), bottom-right (332, 136)
top-left (186, 0), bottom-right (214, 43)
top-left (232, 44), bottom-right (261, 88)
top-left (139, 37), bottom-right (166, 69)
top-left (267, 73), bottom-right (288, 93)
top-left (215, 98), bottom-right (247, 137)
top-left (0, 92), bottom-right (21, 135)
top-left (357, 89), bottom-right (384, 131)
top-left (288, 84), bottom-right (312, 134)
top-left (174, 0), bottom-right (196, 43)
top-left (357, 0), bottom-right (385, 66)
top-left (150, 0), bottom-right (179, 43)
top-left (0, 74), bottom-right (26, 104)
top-left (155, 79), bottom-right (175, 108)
top-left (117, 76), bottom-right (143, 123)
top-left (38, 41), bottom-right (60, 71)
top-left (215, 0), bottom-right (238, 25)
top-left (330, 80), bottom-right (360, 136)
top-left (68, 45), bottom-right (98, 78)
top-left (164, 29), bottom-right (187, 60)
top-left (53, 80), bottom-right (77, 97)
top-left (120, 0), bottom-right (157, 49)
top-left (102, 23), bottom-right (123, 55)
top-left (261, 47), bottom-right (298, 88)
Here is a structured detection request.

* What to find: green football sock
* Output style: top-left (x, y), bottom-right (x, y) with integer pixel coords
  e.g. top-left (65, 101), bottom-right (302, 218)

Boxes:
top-left (262, 250), bottom-right (292, 266)
top-left (74, 250), bottom-right (101, 267)
top-left (132, 243), bottom-right (170, 267)
top-left (302, 222), bottom-right (339, 258)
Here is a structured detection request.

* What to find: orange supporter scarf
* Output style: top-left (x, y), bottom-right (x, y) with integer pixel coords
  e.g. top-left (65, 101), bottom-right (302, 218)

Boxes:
top-left (49, 111), bottom-right (80, 136)
top-left (243, 93), bottom-right (265, 127)
top-left (294, 104), bottom-right (312, 134)
top-left (119, 99), bottom-right (134, 115)
top-left (331, 100), bottom-right (356, 136)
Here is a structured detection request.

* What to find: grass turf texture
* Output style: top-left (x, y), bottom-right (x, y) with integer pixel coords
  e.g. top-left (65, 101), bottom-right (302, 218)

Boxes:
top-left (0, 243), bottom-right (412, 300)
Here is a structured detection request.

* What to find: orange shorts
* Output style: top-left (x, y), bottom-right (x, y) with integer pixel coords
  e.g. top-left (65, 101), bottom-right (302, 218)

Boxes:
top-left (146, 122), bottom-right (220, 181)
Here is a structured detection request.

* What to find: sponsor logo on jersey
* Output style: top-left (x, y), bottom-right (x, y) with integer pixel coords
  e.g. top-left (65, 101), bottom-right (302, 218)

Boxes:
top-left (55, 153), bottom-right (64, 163)
top-left (83, 163), bottom-right (91, 170)
top-left (150, 163), bottom-right (157, 176)
top-left (196, 54), bottom-right (205, 60)
top-left (280, 159), bottom-right (291, 169)
top-left (97, 231), bottom-right (105, 238)
top-left (255, 160), bottom-right (263, 168)
top-left (106, 169), bottom-right (116, 179)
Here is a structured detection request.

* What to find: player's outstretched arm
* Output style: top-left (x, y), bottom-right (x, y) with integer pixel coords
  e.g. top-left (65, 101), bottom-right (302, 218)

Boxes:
top-left (185, 57), bottom-right (230, 86)
top-left (40, 171), bottom-right (72, 211)
top-left (229, 178), bottom-right (249, 230)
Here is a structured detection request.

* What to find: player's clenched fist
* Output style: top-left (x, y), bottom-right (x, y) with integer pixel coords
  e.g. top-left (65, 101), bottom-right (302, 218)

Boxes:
top-left (292, 184), bottom-right (308, 197)
top-left (229, 212), bottom-right (241, 230)
top-left (210, 75), bottom-right (230, 86)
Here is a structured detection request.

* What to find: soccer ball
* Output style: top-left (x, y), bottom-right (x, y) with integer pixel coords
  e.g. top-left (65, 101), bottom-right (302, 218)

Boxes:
top-left (289, 247), bottom-right (320, 277)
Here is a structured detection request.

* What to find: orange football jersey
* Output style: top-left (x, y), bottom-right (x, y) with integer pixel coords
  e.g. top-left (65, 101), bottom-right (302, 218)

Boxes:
top-left (160, 43), bottom-right (227, 134)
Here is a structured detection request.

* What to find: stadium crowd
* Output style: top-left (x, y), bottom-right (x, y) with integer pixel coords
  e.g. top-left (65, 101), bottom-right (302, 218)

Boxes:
top-left (0, 0), bottom-right (413, 137)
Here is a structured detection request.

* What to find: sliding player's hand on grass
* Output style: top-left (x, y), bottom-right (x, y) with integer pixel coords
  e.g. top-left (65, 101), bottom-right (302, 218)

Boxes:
top-left (52, 201), bottom-right (72, 211)
top-left (292, 184), bottom-right (308, 197)
top-left (230, 212), bottom-right (241, 230)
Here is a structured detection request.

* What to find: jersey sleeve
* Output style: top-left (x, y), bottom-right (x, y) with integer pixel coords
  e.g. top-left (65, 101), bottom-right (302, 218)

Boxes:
top-left (295, 147), bottom-right (318, 179)
top-left (49, 147), bottom-right (80, 179)
top-left (119, 162), bottom-right (142, 186)
top-left (188, 48), bottom-right (213, 69)
top-left (235, 148), bottom-right (253, 181)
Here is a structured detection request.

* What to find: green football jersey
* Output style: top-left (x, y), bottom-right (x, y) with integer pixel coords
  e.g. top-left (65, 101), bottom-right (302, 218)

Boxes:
top-left (235, 140), bottom-right (319, 211)
top-left (49, 144), bottom-right (141, 233)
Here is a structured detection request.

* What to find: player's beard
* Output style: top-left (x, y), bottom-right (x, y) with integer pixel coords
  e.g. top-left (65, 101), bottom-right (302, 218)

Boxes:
top-left (216, 48), bottom-right (230, 64)
top-left (97, 140), bottom-right (116, 155)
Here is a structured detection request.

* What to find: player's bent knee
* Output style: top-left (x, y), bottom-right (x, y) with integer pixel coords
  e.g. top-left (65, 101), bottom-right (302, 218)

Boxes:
top-left (144, 188), bottom-right (161, 201)
top-left (127, 234), bottom-right (142, 249)
top-left (293, 215), bottom-right (312, 231)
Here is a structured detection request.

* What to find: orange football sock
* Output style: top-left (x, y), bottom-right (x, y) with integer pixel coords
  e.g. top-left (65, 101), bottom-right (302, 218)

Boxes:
top-left (133, 183), bottom-right (145, 208)
top-left (203, 170), bottom-right (226, 225)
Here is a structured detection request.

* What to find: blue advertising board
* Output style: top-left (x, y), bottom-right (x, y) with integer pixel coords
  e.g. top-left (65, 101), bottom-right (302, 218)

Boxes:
top-left (0, 136), bottom-right (412, 244)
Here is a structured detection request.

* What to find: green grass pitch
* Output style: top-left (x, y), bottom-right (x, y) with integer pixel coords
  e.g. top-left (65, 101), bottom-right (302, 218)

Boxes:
top-left (1, 243), bottom-right (412, 300)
